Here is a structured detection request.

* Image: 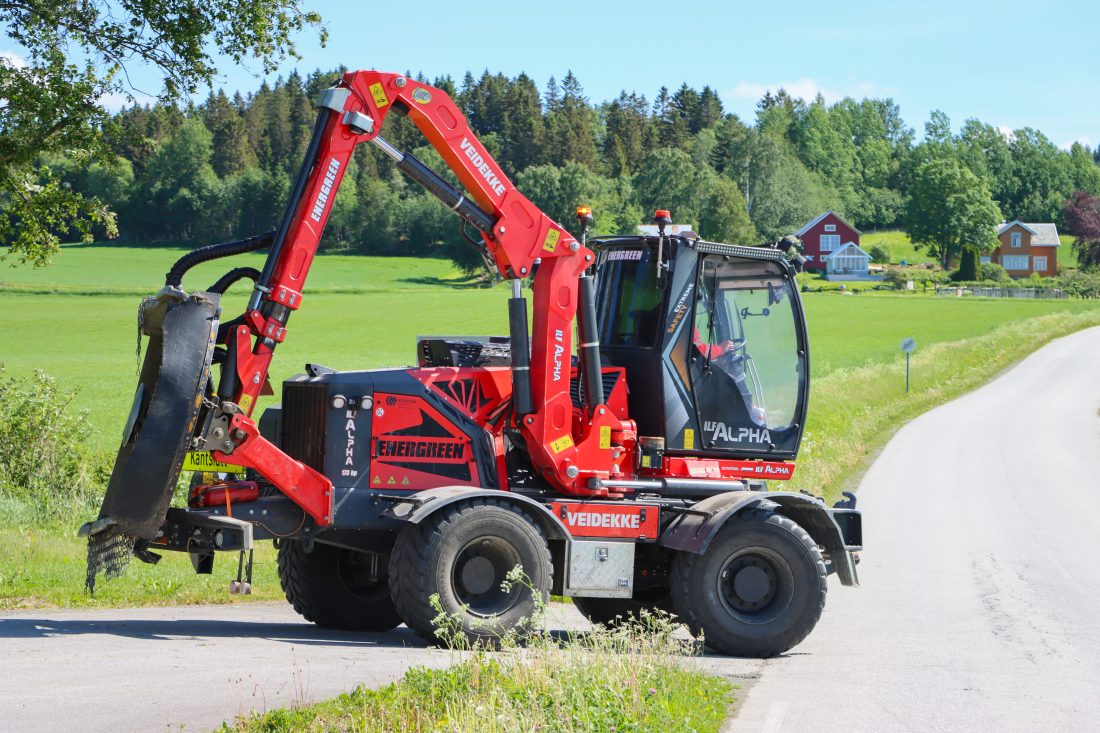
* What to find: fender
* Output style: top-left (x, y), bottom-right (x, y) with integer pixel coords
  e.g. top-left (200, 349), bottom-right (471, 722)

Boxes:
top-left (379, 486), bottom-right (571, 543)
top-left (659, 490), bottom-right (859, 587)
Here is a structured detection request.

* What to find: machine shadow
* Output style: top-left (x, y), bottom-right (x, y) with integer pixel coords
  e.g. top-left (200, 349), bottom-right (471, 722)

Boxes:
top-left (0, 616), bottom-right (434, 649)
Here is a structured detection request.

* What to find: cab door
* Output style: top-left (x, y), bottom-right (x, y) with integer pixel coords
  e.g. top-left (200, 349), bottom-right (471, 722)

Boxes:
top-left (688, 255), bottom-right (808, 458)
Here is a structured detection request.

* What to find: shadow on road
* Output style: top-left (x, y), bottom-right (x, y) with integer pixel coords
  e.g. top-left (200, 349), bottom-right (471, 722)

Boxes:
top-left (0, 617), bottom-right (433, 648)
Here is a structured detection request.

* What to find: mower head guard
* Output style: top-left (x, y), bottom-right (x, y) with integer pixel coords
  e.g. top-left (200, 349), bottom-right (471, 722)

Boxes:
top-left (82, 289), bottom-right (220, 590)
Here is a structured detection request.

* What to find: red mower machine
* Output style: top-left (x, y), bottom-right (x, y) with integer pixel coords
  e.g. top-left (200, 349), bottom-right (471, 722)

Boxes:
top-left (82, 69), bottom-right (860, 657)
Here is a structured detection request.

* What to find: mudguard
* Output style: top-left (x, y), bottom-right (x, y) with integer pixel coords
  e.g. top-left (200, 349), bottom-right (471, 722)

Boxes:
top-left (88, 290), bottom-right (220, 540)
top-left (380, 486), bottom-right (571, 542)
top-left (659, 490), bottom-right (859, 586)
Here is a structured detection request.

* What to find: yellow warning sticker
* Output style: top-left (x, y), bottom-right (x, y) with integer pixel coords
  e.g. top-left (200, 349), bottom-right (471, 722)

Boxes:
top-left (550, 434), bottom-right (574, 454)
top-left (369, 82), bottom-right (389, 108)
top-left (542, 229), bottom-right (560, 253)
top-left (599, 425), bottom-right (611, 450)
top-left (641, 455), bottom-right (652, 468)
top-left (184, 452), bottom-right (244, 474)
top-left (684, 428), bottom-right (695, 450)
top-left (238, 394), bottom-right (254, 414)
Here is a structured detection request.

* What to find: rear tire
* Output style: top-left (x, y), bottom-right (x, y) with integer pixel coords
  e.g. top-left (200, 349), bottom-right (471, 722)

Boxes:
top-left (278, 541), bottom-right (402, 632)
top-left (671, 509), bottom-right (826, 657)
top-left (389, 499), bottom-right (552, 645)
top-left (573, 590), bottom-right (674, 627)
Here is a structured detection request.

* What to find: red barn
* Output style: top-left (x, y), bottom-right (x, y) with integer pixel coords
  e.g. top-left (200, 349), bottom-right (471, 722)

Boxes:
top-left (794, 211), bottom-right (861, 272)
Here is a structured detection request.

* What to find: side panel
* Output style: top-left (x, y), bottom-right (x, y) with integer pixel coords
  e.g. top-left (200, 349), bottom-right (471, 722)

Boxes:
top-left (369, 393), bottom-right (480, 490)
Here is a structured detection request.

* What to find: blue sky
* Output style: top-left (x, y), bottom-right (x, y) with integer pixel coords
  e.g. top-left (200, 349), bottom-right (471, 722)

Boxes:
top-left (4, 0), bottom-right (1098, 147)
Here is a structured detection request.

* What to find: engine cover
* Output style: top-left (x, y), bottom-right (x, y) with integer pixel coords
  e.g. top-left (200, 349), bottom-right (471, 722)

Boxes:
top-left (276, 368), bottom-right (502, 493)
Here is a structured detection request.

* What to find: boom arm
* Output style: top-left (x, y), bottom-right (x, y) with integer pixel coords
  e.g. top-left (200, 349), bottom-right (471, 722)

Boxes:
top-left (210, 70), bottom-right (630, 524)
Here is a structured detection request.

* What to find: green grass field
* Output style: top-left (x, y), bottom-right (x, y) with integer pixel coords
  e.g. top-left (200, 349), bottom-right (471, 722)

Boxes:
top-left (4, 243), bottom-right (1099, 448)
top-left (2, 244), bottom-right (1100, 610)
top-left (860, 229), bottom-right (935, 265)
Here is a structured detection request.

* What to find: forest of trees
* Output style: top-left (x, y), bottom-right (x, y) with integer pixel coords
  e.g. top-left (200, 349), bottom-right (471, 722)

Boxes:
top-left (51, 68), bottom-right (1100, 271)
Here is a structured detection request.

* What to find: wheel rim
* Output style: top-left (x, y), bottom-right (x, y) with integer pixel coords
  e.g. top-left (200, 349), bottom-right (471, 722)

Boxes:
top-left (337, 550), bottom-right (388, 601)
top-left (451, 535), bottom-right (523, 617)
top-left (716, 546), bottom-right (794, 624)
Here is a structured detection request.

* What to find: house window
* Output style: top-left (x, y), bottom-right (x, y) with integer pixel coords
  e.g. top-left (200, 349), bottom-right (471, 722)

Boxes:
top-left (820, 234), bottom-right (840, 252)
top-left (1011, 232), bottom-right (1022, 248)
top-left (1034, 256), bottom-right (1048, 272)
top-left (824, 224), bottom-right (836, 232)
top-left (1002, 255), bottom-right (1029, 270)
top-left (805, 255), bottom-right (814, 262)
top-left (979, 256), bottom-right (991, 264)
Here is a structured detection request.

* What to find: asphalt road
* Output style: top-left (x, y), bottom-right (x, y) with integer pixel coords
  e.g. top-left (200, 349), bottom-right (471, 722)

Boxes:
top-left (734, 326), bottom-right (1100, 732)
top-left (5, 327), bottom-right (1098, 732)
top-left (0, 600), bottom-right (761, 731)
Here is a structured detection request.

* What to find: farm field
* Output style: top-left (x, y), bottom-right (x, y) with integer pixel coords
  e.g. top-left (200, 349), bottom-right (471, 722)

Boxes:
top-left (2, 244), bottom-right (1098, 447)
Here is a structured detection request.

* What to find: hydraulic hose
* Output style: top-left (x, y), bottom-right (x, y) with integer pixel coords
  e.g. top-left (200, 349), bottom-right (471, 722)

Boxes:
top-left (208, 267), bottom-right (262, 295)
top-left (164, 231), bottom-right (274, 289)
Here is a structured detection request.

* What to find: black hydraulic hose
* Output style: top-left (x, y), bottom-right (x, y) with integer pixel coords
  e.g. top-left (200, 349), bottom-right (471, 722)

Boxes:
top-left (577, 274), bottom-right (605, 408)
top-left (208, 267), bottom-right (261, 295)
top-left (164, 231), bottom-right (273, 289)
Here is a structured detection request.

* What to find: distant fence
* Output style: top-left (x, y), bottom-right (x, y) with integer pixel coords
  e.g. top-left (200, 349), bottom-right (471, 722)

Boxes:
top-left (935, 286), bottom-right (1067, 299)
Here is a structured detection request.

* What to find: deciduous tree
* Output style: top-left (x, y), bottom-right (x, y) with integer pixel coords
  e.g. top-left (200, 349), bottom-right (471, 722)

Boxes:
top-left (0, 0), bottom-right (324, 266)
top-left (906, 157), bottom-right (1001, 275)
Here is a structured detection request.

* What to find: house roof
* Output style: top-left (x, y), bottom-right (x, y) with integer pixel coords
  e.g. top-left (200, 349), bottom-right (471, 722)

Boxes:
top-left (997, 220), bottom-right (1060, 246)
top-left (795, 210), bottom-right (862, 237)
top-left (823, 241), bottom-right (870, 259)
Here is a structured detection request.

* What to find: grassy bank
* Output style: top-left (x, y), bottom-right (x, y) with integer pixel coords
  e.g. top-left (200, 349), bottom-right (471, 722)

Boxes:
top-left (796, 309), bottom-right (1100, 503)
top-left (223, 610), bottom-right (733, 733)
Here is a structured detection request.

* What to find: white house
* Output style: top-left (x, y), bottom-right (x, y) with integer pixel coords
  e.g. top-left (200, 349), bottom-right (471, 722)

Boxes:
top-left (824, 242), bottom-right (874, 280)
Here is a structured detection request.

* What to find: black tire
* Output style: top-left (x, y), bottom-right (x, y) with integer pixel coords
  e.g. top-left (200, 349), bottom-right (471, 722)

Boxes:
top-left (278, 541), bottom-right (402, 632)
top-left (389, 499), bottom-right (552, 645)
top-left (573, 589), bottom-right (674, 627)
top-left (671, 509), bottom-right (826, 658)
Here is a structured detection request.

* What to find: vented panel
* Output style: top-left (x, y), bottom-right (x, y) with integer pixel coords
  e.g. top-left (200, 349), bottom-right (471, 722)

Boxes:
top-left (570, 371), bottom-right (622, 409)
top-left (281, 379), bottom-right (328, 472)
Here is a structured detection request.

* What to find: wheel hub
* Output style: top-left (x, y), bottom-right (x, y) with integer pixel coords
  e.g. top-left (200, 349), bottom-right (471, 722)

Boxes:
top-left (733, 565), bottom-right (771, 604)
top-left (452, 535), bottom-right (522, 616)
top-left (720, 552), bottom-right (782, 615)
top-left (459, 555), bottom-right (496, 595)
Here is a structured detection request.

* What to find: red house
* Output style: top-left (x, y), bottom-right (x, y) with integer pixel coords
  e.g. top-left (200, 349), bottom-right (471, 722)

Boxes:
top-left (794, 211), bottom-right (861, 272)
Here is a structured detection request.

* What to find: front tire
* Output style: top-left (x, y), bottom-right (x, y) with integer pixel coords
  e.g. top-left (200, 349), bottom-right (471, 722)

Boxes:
top-left (671, 510), bottom-right (826, 657)
top-left (389, 499), bottom-right (552, 645)
top-left (278, 541), bottom-right (402, 632)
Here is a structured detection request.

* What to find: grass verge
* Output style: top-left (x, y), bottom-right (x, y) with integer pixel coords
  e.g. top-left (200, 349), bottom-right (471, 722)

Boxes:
top-left (222, 605), bottom-right (733, 733)
top-left (794, 309), bottom-right (1100, 503)
top-left (0, 524), bottom-right (282, 610)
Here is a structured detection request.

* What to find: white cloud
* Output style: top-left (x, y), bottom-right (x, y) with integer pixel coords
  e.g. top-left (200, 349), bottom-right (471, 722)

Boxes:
top-left (727, 77), bottom-right (883, 106)
top-left (97, 90), bottom-right (156, 111)
top-left (0, 50), bottom-right (27, 69)
top-left (1059, 135), bottom-right (1091, 150)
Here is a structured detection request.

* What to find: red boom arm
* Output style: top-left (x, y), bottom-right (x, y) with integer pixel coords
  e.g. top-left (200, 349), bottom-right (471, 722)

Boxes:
top-left (211, 70), bottom-right (630, 524)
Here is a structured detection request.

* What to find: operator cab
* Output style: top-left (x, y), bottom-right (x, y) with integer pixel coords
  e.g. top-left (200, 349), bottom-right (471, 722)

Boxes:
top-left (593, 233), bottom-right (808, 460)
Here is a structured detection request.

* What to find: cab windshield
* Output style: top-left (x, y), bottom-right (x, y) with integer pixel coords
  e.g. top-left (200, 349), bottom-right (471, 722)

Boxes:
top-left (694, 258), bottom-right (802, 431)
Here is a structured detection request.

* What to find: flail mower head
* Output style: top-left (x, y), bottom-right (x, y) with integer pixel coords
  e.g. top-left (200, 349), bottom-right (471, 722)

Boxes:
top-left (80, 289), bottom-right (220, 591)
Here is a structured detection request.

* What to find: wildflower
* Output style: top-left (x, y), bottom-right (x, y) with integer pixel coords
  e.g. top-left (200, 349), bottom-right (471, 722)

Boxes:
top-left (647, 687), bottom-right (657, 695)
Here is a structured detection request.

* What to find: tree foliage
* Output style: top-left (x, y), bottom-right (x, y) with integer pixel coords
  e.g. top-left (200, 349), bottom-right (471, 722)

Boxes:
top-left (1065, 191), bottom-right (1100, 269)
top-left (0, 0), bottom-right (324, 266)
top-left (906, 157), bottom-right (1001, 271)
top-left (8, 57), bottom-right (1100, 275)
